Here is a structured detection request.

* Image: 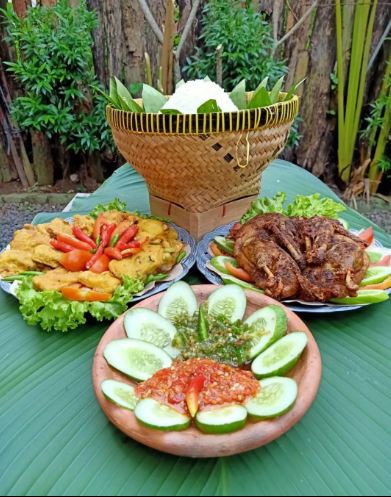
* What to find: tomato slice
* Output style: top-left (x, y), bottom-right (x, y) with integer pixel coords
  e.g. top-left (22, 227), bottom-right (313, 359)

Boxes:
top-left (360, 227), bottom-right (374, 244)
top-left (224, 262), bottom-right (254, 282)
top-left (90, 254), bottom-right (111, 274)
top-left (61, 287), bottom-right (112, 302)
top-left (361, 276), bottom-right (391, 291)
top-left (93, 216), bottom-right (111, 241)
top-left (370, 255), bottom-right (391, 268)
top-left (232, 222), bottom-right (242, 231)
top-left (61, 250), bottom-right (93, 272)
top-left (210, 242), bottom-right (223, 257)
top-left (57, 233), bottom-right (93, 252)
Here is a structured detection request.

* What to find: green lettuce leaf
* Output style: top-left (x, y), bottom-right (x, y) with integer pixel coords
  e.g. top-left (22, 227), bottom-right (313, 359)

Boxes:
top-left (16, 276), bottom-right (144, 333)
top-left (90, 199), bottom-right (170, 223)
top-left (240, 192), bottom-right (346, 224)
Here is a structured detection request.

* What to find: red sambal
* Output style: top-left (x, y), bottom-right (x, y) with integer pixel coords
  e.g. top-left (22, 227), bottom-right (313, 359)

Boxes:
top-left (135, 358), bottom-right (260, 415)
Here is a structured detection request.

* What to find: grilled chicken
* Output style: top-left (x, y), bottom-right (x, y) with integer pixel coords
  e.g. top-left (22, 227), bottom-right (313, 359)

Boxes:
top-left (234, 214), bottom-right (370, 302)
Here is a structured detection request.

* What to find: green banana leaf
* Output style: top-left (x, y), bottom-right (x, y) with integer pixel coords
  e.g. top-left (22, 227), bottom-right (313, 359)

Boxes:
top-left (1, 160), bottom-right (391, 495)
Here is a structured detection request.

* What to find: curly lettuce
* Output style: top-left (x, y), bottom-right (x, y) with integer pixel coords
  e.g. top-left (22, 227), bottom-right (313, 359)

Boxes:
top-left (241, 192), bottom-right (346, 224)
top-left (16, 275), bottom-right (144, 333)
top-left (90, 198), bottom-right (170, 223)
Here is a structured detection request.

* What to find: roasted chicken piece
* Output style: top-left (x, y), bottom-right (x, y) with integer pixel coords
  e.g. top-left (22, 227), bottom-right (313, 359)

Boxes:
top-left (36, 218), bottom-right (73, 238)
top-left (300, 241), bottom-right (371, 302)
top-left (33, 268), bottom-right (82, 292)
top-left (0, 250), bottom-right (39, 278)
top-left (77, 271), bottom-right (121, 295)
top-left (10, 228), bottom-right (51, 251)
top-left (32, 245), bottom-right (62, 269)
top-left (72, 215), bottom-right (95, 237)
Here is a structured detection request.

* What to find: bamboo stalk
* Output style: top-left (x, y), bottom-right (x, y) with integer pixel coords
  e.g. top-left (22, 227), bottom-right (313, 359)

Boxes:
top-left (145, 52), bottom-right (153, 87)
top-left (162, 0), bottom-right (175, 95)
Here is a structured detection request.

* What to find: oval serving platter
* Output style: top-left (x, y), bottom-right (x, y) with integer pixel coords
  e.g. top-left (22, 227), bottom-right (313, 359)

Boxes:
top-left (92, 285), bottom-right (322, 458)
top-left (196, 222), bottom-right (391, 314)
top-left (0, 219), bottom-right (197, 303)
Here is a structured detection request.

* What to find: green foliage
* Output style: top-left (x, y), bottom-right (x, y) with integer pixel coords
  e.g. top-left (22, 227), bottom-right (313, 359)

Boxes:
top-left (285, 116), bottom-right (303, 151)
top-left (183, 0), bottom-right (287, 92)
top-left (2, 0), bottom-right (114, 155)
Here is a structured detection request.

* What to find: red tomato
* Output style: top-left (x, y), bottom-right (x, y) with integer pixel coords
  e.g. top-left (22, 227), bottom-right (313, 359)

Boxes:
top-left (57, 233), bottom-right (93, 252)
top-left (61, 250), bottom-right (93, 272)
top-left (90, 254), bottom-right (111, 274)
top-left (210, 242), bottom-right (223, 257)
top-left (370, 255), bottom-right (391, 268)
top-left (61, 287), bottom-right (111, 302)
top-left (93, 216), bottom-right (111, 241)
top-left (232, 222), bottom-right (242, 231)
top-left (110, 220), bottom-right (134, 241)
top-left (361, 276), bottom-right (391, 291)
top-left (359, 227), bottom-right (374, 244)
top-left (224, 262), bottom-right (254, 282)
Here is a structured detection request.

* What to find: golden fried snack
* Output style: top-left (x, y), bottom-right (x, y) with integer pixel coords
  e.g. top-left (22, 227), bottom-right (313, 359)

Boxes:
top-left (72, 215), bottom-right (95, 237)
top-left (10, 229), bottom-right (51, 251)
top-left (32, 245), bottom-right (63, 269)
top-left (0, 250), bottom-right (39, 278)
top-left (77, 271), bottom-right (121, 295)
top-left (33, 268), bottom-right (82, 292)
top-left (36, 218), bottom-right (73, 238)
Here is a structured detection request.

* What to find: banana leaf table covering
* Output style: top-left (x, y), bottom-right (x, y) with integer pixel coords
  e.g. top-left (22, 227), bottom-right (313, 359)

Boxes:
top-left (0, 160), bottom-right (390, 496)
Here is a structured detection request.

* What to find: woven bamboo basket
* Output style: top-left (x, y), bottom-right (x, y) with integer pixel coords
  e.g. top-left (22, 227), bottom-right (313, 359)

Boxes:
top-left (107, 93), bottom-right (299, 214)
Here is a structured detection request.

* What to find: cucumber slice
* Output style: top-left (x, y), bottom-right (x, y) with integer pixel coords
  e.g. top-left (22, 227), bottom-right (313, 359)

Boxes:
top-left (245, 377), bottom-right (298, 420)
top-left (331, 289), bottom-right (389, 305)
top-left (338, 218), bottom-right (350, 230)
top-left (214, 236), bottom-right (235, 256)
top-left (367, 251), bottom-right (383, 264)
top-left (101, 379), bottom-right (140, 411)
top-left (124, 308), bottom-right (180, 359)
top-left (104, 339), bottom-right (172, 383)
top-left (222, 274), bottom-right (265, 294)
top-left (360, 266), bottom-right (391, 287)
top-left (195, 405), bottom-right (248, 434)
top-left (135, 398), bottom-right (191, 432)
top-left (158, 281), bottom-right (198, 323)
top-left (251, 332), bottom-right (308, 380)
top-left (207, 284), bottom-right (247, 322)
top-left (245, 305), bottom-right (288, 360)
top-left (210, 256), bottom-right (238, 275)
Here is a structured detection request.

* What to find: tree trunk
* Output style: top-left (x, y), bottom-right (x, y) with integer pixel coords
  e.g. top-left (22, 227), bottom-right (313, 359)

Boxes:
top-left (145, 0), bottom-right (165, 87)
top-left (87, 151), bottom-right (104, 183)
top-left (31, 130), bottom-right (54, 186)
top-left (12, 0), bottom-right (31, 18)
top-left (87, 0), bottom-right (108, 86)
top-left (178, 0), bottom-right (207, 71)
top-left (39, 0), bottom-right (57, 6)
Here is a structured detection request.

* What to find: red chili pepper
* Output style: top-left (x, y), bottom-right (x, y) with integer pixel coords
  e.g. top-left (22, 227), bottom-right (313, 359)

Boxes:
top-left (50, 239), bottom-right (76, 253)
top-left (86, 224), bottom-right (116, 270)
top-left (186, 375), bottom-right (207, 418)
top-left (119, 241), bottom-right (141, 250)
top-left (105, 247), bottom-right (123, 260)
top-left (116, 225), bottom-right (139, 249)
top-left (121, 248), bottom-right (141, 258)
top-left (72, 225), bottom-right (97, 249)
top-left (57, 233), bottom-right (93, 252)
top-left (92, 215), bottom-right (111, 241)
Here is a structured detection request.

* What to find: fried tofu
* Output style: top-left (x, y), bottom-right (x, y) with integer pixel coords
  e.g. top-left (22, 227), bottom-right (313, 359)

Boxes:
top-left (33, 268), bottom-right (82, 292)
top-left (72, 215), bottom-right (95, 237)
top-left (36, 218), bottom-right (73, 238)
top-left (0, 250), bottom-right (38, 278)
top-left (102, 210), bottom-right (139, 225)
top-left (77, 271), bottom-right (121, 295)
top-left (32, 245), bottom-right (62, 269)
top-left (10, 228), bottom-right (51, 252)
top-left (109, 240), bottom-right (184, 282)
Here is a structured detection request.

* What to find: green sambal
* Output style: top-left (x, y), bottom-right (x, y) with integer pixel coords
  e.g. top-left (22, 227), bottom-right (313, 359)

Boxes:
top-left (172, 311), bottom-right (266, 368)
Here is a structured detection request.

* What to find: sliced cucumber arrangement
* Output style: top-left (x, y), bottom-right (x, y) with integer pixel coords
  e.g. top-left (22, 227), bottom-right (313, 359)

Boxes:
top-left (104, 339), bottom-right (172, 382)
top-left (135, 398), bottom-right (191, 432)
top-left (210, 256), bottom-right (238, 275)
top-left (245, 305), bottom-right (288, 360)
top-left (222, 274), bottom-right (265, 294)
top-left (331, 289), bottom-right (389, 305)
top-left (251, 332), bottom-right (308, 379)
top-left (101, 379), bottom-right (139, 411)
top-left (245, 377), bottom-right (298, 420)
top-left (207, 284), bottom-right (247, 322)
top-left (124, 308), bottom-right (180, 359)
top-left (214, 236), bottom-right (235, 256)
top-left (367, 251), bottom-right (383, 264)
top-left (195, 405), bottom-right (248, 434)
top-left (158, 281), bottom-right (198, 323)
top-left (360, 266), bottom-right (391, 287)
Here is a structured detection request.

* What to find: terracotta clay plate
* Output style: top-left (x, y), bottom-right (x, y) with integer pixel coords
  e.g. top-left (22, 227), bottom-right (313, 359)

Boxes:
top-left (93, 285), bottom-right (322, 458)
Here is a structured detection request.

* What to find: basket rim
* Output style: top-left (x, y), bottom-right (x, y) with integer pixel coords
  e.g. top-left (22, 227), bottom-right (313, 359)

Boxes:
top-left (107, 93), bottom-right (299, 136)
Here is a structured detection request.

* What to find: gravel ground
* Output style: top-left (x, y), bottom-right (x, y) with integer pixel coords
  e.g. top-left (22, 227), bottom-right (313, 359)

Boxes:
top-left (0, 203), bottom-right (66, 252)
top-left (363, 212), bottom-right (391, 234)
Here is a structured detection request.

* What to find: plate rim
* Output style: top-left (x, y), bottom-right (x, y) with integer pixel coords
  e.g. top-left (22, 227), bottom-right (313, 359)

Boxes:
top-left (92, 284), bottom-right (322, 458)
top-left (196, 222), bottom-right (391, 314)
